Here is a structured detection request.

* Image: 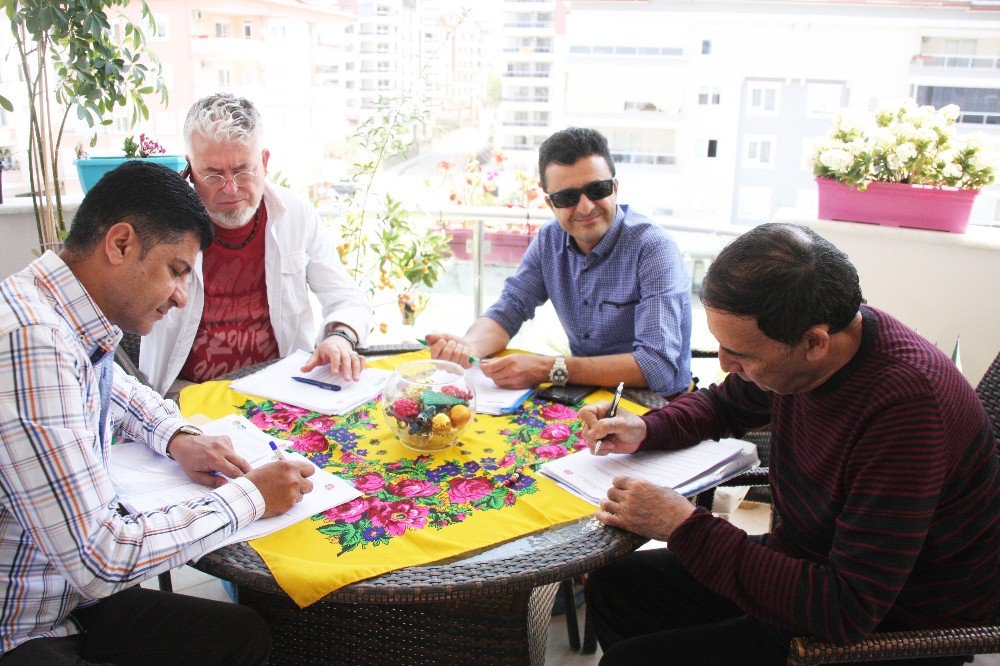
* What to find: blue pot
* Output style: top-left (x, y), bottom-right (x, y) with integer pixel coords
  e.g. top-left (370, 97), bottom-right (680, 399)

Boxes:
top-left (74, 155), bottom-right (187, 193)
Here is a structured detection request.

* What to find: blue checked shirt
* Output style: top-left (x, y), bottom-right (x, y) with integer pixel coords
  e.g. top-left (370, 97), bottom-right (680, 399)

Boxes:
top-left (0, 253), bottom-right (265, 654)
top-left (485, 205), bottom-right (692, 395)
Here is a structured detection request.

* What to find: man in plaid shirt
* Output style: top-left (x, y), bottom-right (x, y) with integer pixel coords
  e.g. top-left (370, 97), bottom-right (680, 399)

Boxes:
top-left (0, 161), bottom-right (314, 664)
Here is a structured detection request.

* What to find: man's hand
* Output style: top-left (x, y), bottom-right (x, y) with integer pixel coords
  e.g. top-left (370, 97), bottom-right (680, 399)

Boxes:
top-left (596, 476), bottom-right (696, 541)
top-left (167, 432), bottom-right (253, 489)
top-left (302, 333), bottom-right (364, 382)
top-left (425, 333), bottom-right (479, 368)
top-left (479, 354), bottom-right (549, 389)
top-left (245, 460), bottom-right (316, 518)
top-left (578, 402), bottom-right (647, 455)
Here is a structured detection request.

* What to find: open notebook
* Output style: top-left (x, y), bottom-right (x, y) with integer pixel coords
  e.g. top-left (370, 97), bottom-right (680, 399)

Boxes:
top-left (539, 438), bottom-right (759, 506)
top-left (108, 414), bottom-right (361, 549)
top-left (229, 349), bottom-right (391, 415)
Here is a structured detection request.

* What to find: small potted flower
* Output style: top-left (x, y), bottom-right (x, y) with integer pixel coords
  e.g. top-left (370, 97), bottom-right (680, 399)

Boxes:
top-left (74, 133), bottom-right (187, 194)
top-left (811, 99), bottom-right (997, 233)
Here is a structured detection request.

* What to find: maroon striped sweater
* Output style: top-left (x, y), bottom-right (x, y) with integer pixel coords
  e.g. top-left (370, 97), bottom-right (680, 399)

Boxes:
top-left (641, 306), bottom-right (999, 644)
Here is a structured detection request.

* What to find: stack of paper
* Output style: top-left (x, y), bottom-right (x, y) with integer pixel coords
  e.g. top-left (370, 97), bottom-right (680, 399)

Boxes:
top-left (229, 350), bottom-right (391, 415)
top-left (465, 365), bottom-right (534, 415)
top-left (109, 414), bottom-right (361, 548)
top-left (539, 438), bottom-right (758, 506)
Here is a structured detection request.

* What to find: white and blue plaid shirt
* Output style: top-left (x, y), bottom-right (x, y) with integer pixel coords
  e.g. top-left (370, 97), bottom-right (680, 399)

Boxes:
top-left (0, 252), bottom-right (264, 654)
top-left (486, 205), bottom-right (692, 395)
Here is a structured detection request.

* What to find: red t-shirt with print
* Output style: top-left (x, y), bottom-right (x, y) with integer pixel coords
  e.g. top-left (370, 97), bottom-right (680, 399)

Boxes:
top-left (179, 204), bottom-right (280, 383)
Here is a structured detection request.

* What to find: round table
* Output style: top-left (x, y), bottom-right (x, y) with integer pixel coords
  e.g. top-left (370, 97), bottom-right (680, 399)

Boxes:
top-left (188, 349), bottom-right (654, 665)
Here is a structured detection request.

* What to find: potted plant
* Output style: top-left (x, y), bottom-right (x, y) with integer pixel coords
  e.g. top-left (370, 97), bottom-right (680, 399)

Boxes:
top-left (74, 133), bottom-right (186, 193)
top-left (810, 99), bottom-right (997, 233)
top-left (4, 0), bottom-right (168, 251)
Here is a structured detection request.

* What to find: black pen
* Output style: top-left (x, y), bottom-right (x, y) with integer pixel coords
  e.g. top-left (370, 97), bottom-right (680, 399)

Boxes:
top-left (594, 381), bottom-right (624, 456)
top-left (292, 376), bottom-right (342, 392)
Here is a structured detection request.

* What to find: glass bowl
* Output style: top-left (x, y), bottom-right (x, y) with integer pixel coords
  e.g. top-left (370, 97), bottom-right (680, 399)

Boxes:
top-left (380, 359), bottom-right (476, 452)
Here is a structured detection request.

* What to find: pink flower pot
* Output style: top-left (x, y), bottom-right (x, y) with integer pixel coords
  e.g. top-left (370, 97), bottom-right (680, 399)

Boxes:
top-left (816, 177), bottom-right (978, 234)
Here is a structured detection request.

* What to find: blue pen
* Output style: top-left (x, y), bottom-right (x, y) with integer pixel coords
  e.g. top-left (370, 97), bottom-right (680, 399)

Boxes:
top-left (292, 376), bottom-right (342, 392)
top-left (268, 440), bottom-right (285, 462)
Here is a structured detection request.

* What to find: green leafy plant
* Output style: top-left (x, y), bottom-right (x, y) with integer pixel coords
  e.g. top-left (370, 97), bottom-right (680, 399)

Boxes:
top-left (812, 99), bottom-right (997, 190)
top-left (3, 0), bottom-right (168, 250)
top-left (334, 12), bottom-right (472, 313)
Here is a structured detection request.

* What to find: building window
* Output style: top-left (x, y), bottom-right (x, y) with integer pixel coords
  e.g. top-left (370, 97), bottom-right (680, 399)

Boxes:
top-left (698, 87), bottom-right (721, 105)
top-left (744, 136), bottom-right (775, 167)
top-left (806, 82), bottom-right (845, 116)
top-left (707, 139), bottom-right (718, 158)
top-left (215, 21), bottom-right (229, 38)
top-left (218, 69), bottom-right (231, 86)
top-left (151, 14), bottom-right (169, 40)
top-left (243, 21), bottom-right (252, 38)
top-left (915, 85), bottom-right (1000, 125)
top-left (701, 39), bottom-right (712, 55)
top-left (747, 83), bottom-right (780, 114)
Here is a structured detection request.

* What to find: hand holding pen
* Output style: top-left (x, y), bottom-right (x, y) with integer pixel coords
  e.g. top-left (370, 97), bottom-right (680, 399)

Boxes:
top-left (419, 335), bottom-right (481, 367)
top-left (593, 382), bottom-right (624, 456)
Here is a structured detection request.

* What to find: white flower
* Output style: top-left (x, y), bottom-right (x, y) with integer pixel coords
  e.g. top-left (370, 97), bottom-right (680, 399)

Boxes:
top-left (943, 163), bottom-right (962, 180)
top-left (819, 148), bottom-right (854, 173)
top-left (940, 104), bottom-right (960, 123)
top-left (891, 121), bottom-right (917, 140)
top-left (871, 128), bottom-right (896, 150)
top-left (914, 127), bottom-right (938, 144)
top-left (895, 142), bottom-right (918, 162)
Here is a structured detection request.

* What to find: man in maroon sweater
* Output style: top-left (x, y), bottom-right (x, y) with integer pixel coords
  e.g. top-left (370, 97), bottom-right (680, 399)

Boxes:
top-left (580, 223), bottom-right (999, 664)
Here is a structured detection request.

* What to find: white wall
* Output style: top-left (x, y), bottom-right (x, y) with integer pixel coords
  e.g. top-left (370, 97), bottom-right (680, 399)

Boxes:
top-left (776, 211), bottom-right (1000, 386)
top-left (0, 200), bottom-right (81, 278)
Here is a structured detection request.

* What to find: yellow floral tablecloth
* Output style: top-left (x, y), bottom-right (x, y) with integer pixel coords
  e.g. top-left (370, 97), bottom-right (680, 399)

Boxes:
top-left (180, 351), bottom-right (645, 607)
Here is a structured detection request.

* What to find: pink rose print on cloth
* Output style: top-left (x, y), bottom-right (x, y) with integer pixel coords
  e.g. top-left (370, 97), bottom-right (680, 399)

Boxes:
top-left (354, 473), bottom-right (386, 493)
top-left (541, 403), bottom-right (578, 420)
top-left (250, 404), bottom-right (310, 431)
top-left (539, 422), bottom-right (572, 444)
top-left (532, 443), bottom-right (568, 459)
top-left (387, 478), bottom-right (439, 498)
top-left (324, 497), bottom-right (372, 523)
top-left (446, 477), bottom-right (494, 504)
top-left (369, 499), bottom-right (430, 536)
top-left (289, 429), bottom-right (330, 454)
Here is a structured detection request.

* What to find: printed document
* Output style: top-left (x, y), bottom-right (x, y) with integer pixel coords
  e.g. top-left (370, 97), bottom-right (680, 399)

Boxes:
top-left (109, 414), bottom-right (361, 548)
top-left (229, 349), bottom-right (391, 415)
top-left (465, 365), bottom-right (534, 415)
top-left (539, 439), bottom-right (758, 506)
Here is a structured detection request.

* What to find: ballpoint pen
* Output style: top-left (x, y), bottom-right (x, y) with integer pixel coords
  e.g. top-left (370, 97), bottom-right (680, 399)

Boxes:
top-left (292, 376), bottom-right (342, 391)
top-left (594, 381), bottom-right (625, 456)
top-left (268, 440), bottom-right (285, 462)
top-left (416, 338), bottom-right (480, 365)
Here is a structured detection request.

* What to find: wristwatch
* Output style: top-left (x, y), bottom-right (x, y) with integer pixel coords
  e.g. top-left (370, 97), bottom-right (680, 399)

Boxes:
top-left (549, 355), bottom-right (569, 387)
top-left (327, 327), bottom-right (358, 350)
top-left (167, 425), bottom-right (202, 460)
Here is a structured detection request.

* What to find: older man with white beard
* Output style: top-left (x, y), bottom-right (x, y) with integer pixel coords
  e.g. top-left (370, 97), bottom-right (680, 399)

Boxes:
top-left (141, 93), bottom-right (373, 396)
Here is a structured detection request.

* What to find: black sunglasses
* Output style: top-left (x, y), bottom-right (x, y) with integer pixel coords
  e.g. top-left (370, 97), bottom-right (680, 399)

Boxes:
top-left (545, 179), bottom-right (615, 209)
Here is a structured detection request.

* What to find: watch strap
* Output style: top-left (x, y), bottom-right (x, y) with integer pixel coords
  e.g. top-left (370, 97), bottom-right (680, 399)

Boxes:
top-left (549, 355), bottom-right (569, 387)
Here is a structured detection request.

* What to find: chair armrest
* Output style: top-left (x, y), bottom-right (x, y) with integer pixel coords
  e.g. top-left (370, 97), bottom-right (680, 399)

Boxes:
top-left (787, 625), bottom-right (1000, 665)
top-left (719, 467), bottom-right (769, 488)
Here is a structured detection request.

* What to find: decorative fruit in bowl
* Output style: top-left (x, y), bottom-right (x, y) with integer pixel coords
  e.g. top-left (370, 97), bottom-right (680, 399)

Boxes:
top-left (381, 360), bottom-right (476, 451)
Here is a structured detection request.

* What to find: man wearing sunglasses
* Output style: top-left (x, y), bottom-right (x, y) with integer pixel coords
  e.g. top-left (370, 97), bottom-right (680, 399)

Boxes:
top-left (428, 127), bottom-right (692, 397)
top-left (141, 93), bottom-right (373, 397)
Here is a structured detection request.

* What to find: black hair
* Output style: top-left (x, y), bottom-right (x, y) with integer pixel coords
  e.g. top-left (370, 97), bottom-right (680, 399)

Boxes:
top-left (537, 127), bottom-right (616, 191)
top-left (64, 160), bottom-right (213, 257)
top-left (700, 223), bottom-right (862, 346)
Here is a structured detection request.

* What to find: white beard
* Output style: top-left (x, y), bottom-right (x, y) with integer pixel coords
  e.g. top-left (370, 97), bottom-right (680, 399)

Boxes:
top-left (210, 204), bottom-right (258, 229)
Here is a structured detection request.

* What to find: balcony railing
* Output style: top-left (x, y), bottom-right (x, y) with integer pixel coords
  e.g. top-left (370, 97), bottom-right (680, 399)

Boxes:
top-left (915, 52), bottom-right (1000, 69)
top-left (958, 111), bottom-right (1000, 125)
top-left (502, 71), bottom-right (551, 78)
top-left (611, 151), bottom-right (678, 166)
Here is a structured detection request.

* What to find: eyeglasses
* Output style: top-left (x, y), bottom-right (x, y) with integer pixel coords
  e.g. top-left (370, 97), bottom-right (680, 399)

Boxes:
top-left (545, 179), bottom-right (616, 209)
top-left (197, 168), bottom-right (258, 190)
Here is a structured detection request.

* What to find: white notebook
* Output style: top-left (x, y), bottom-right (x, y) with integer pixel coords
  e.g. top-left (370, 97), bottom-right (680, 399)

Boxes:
top-left (229, 349), bottom-right (391, 415)
top-left (464, 365), bottom-right (534, 415)
top-left (109, 414), bottom-right (362, 549)
top-left (539, 438), bottom-right (758, 506)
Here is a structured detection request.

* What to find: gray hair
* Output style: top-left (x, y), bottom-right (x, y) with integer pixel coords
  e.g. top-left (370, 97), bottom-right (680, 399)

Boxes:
top-left (183, 93), bottom-right (262, 151)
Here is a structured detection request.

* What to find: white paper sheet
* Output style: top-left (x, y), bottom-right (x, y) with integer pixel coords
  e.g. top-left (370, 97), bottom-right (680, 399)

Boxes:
top-left (464, 365), bottom-right (534, 415)
top-left (109, 414), bottom-right (361, 548)
top-left (538, 438), bottom-right (757, 506)
top-left (229, 350), bottom-right (391, 415)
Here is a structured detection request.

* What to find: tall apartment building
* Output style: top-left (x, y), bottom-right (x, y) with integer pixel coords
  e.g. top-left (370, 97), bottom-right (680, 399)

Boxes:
top-left (560, 1), bottom-right (1000, 227)
top-left (496, 0), bottom-right (564, 158)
